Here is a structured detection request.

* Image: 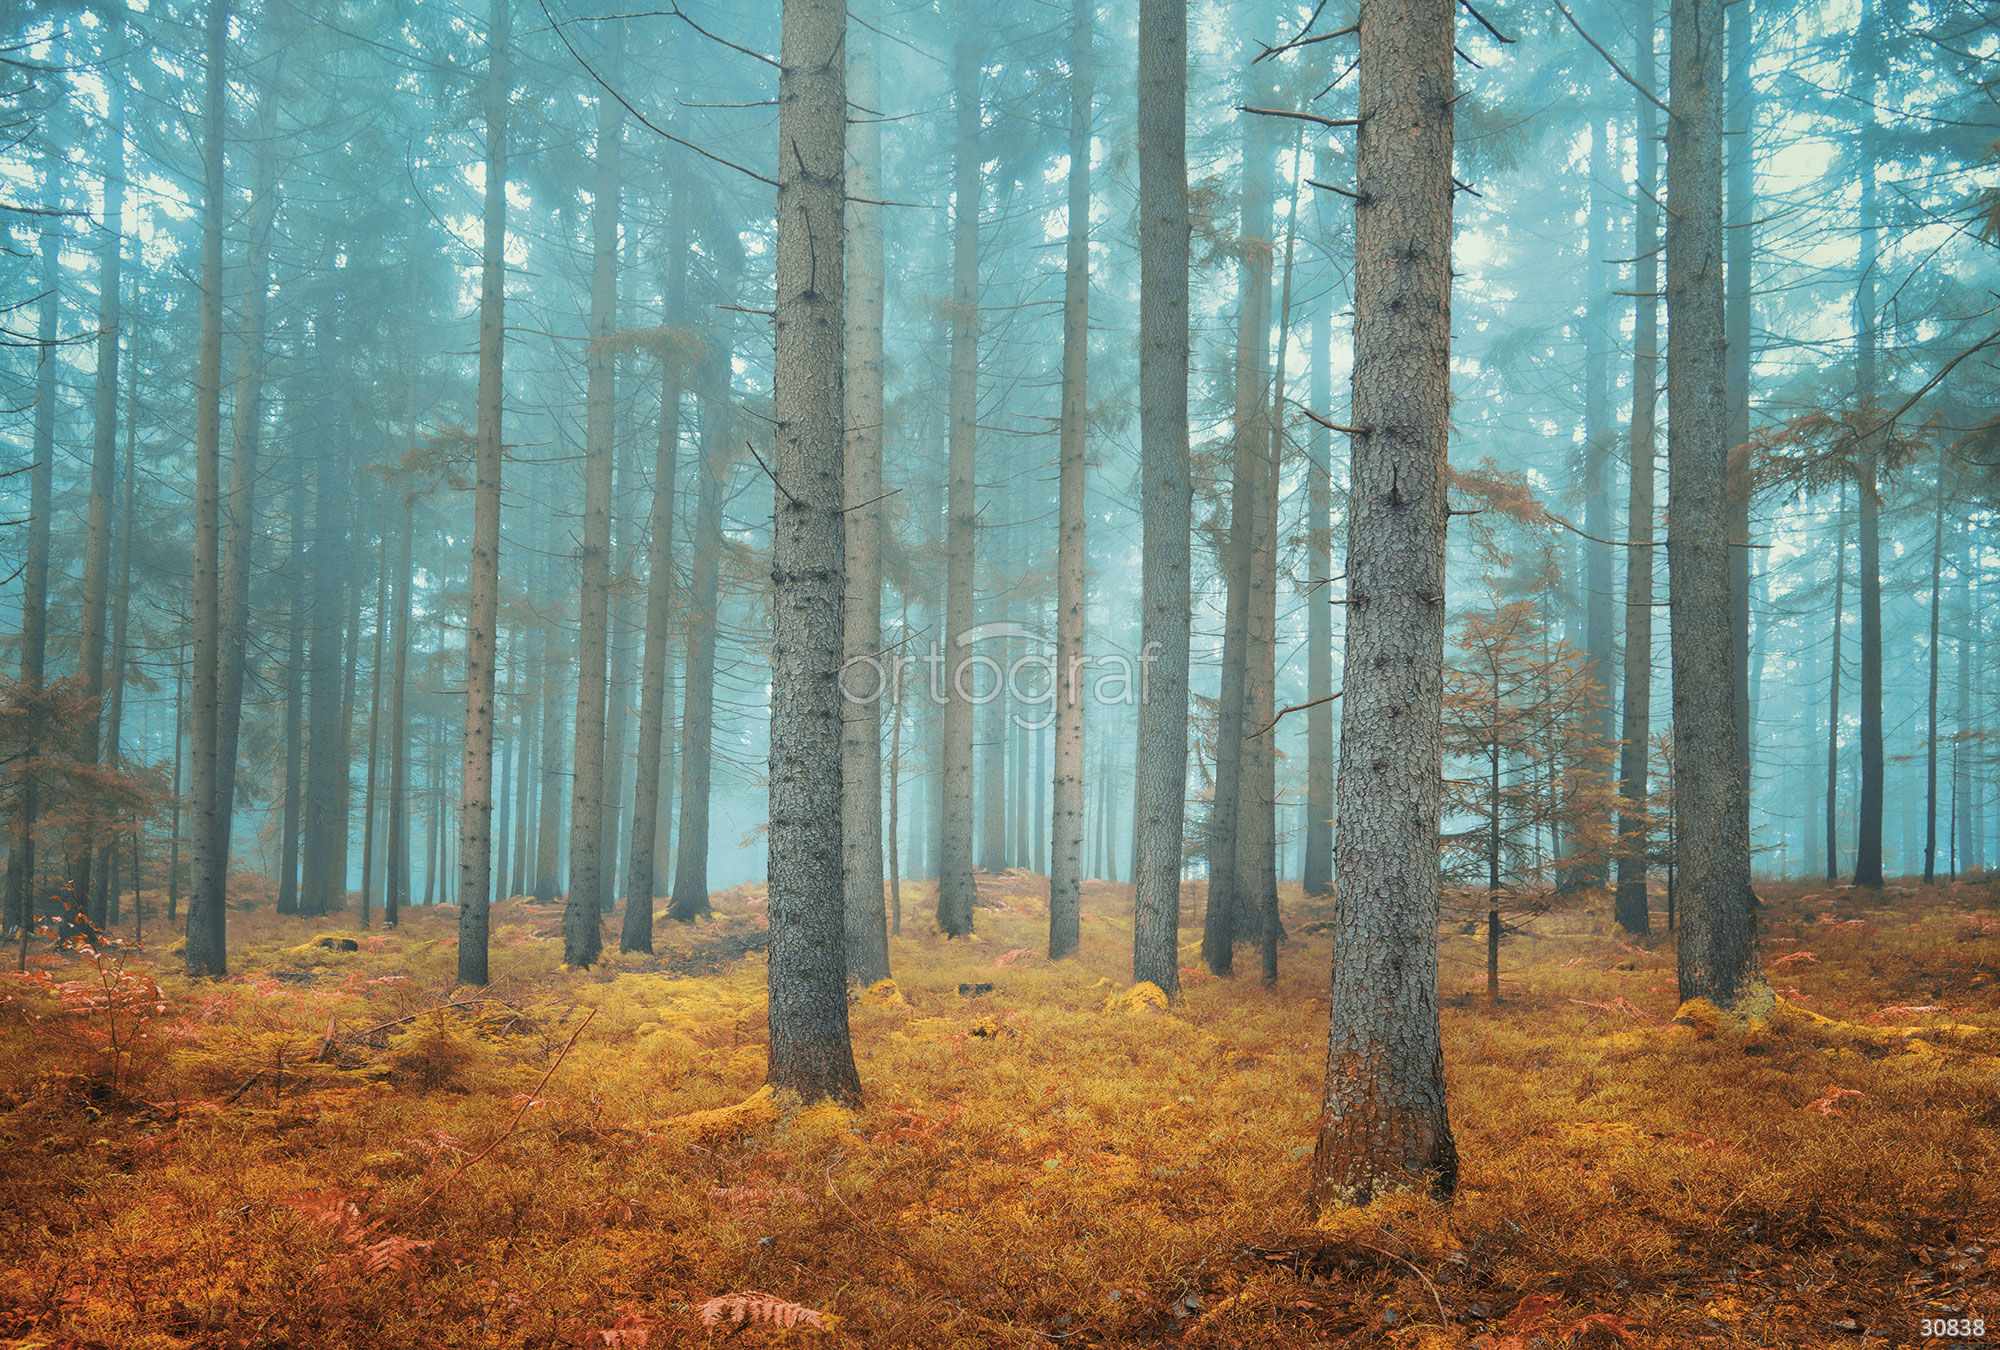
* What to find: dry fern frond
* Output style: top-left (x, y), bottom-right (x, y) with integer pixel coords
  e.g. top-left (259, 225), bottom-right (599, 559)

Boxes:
top-left (696, 1290), bottom-right (831, 1332)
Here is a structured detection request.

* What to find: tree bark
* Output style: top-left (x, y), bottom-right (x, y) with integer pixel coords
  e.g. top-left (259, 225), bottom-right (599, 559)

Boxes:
top-left (1923, 452), bottom-right (1945, 884)
top-left (564, 24), bottom-right (620, 968)
top-left (386, 486), bottom-right (414, 927)
top-left (1303, 284), bottom-right (1335, 901)
top-left (1202, 86), bottom-right (1276, 975)
top-left (937, 18), bottom-right (982, 940)
top-left (1614, 0), bottom-right (1660, 935)
top-left (1130, 0), bottom-right (1191, 998)
top-left (1053, 0), bottom-right (1091, 958)
top-left (75, 61), bottom-right (126, 925)
top-left (768, 0), bottom-right (862, 1105)
top-left (622, 214), bottom-right (687, 953)
top-left (5, 228), bottom-right (58, 940)
top-left (1725, 0), bottom-right (1755, 840)
top-left (277, 465), bottom-right (306, 916)
top-left (1306, 0), bottom-right (1458, 1214)
top-left (1825, 483), bottom-right (1847, 880)
top-left (668, 348), bottom-right (730, 922)
top-left (184, 0), bottom-right (231, 977)
top-left (1667, 0), bottom-right (1761, 1006)
top-left (1851, 8), bottom-right (1884, 889)
top-left (1579, 119), bottom-right (1615, 892)
top-left (842, 0), bottom-right (892, 983)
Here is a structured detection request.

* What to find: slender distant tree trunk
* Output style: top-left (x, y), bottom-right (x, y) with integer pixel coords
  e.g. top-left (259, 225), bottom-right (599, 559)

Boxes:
top-left (622, 241), bottom-right (685, 954)
top-left (300, 428), bottom-right (352, 919)
top-left (1850, 0), bottom-right (1884, 889)
top-left (360, 485), bottom-right (390, 927)
top-left (1952, 525), bottom-right (1972, 878)
top-left (1825, 484), bottom-right (1847, 880)
top-left (1579, 120), bottom-right (1616, 892)
top-left (888, 609), bottom-right (905, 933)
top-left (169, 659), bottom-right (183, 925)
top-left (213, 133), bottom-right (277, 923)
top-left (566, 31), bottom-right (622, 968)
top-left (669, 351), bottom-right (730, 923)
top-left (842, 2), bottom-right (892, 983)
top-left (768, 0), bottom-right (862, 1105)
top-left (1054, 40), bottom-right (1095, 948)
top-left (184, 0), bottom-right (231, 977)
top-left (386, 489), bottom-right (414, 927)
top-left (5, 229), bottom-right (58, 943)
top-left (534, 555), bottom-right (567, 903)
top-left (1246, 153), bottom-right (1302, 985)
top-left (1306, 0), bottom-right (1458, 1214)
top-left (513, 667), bottom-right (537, 898)
top-left (1303, 286), bottom-right (1335, 901)
top-left (1130, 0), bottom-right (1191, 997)
top-left (1615, 1), bottom-right (1660, 935)
top-left (101, 383), bottom-right (138, 925)
top-left (75, 64), bottom-right (127, 926)
top-left (1203, 89), bottom-right (1275, 975)
top-left (1923, 455), bottom-right (1946, 884)
top-left (1725, 0), bottom-right (1755, 836)
top-left (937, 19), bottom-right (982, 940)
top-left (277, 467), bottom-right (306, 916)
top-left (1667, 0), bottom-right (1760, 1006)
top-left (600, 435), bottom-right (637, 913)
top-left (493, 640), bottom-right (515, 902)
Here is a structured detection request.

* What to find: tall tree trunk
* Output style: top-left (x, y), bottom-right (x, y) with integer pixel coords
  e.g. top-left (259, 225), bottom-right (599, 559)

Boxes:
top-left (493, 640), bottom-right (515, 902)
top-left (534, 552), bottom-right (567, 903)
top-left (842, 1), bottom-right (892, 983)
top-left (386, 489), bottom-right (414, 927)
top-left (300, 417), bottom-right (351, 918)
top-left (1825, 484), bottom-right (1847, 880)
top-left (1952, 522), bottom-right (1972, 877)
top-left (768, 0), bottom-right (862, 1105)
top-left (5, 228), bottom-right (58, 941)
top-left (75, 63), bottom-right (127, 925)
top-left (1303, 284), bottom-right (1335, 901)
top-left (277, 466), bottom-right (306, 916)
top-left (100, 375), bottom-right (138, 924)
top-left (622, 219), bottom-right (686, 953)
top-left (212, 130), bottom-right (278, 924)
top-left (937, 19), bottom-right (982, 940)
top-left (1580, 119), bottom-right (1616, 891)
top-left (1202, 85), bottom-right (1275, 975)
top-left (458, 0), bottom-right (508, 983)
top-left (888, 608), bottom-right (905, 934)
top-left (1247, 150), bottom-right (1302, 984)
top-left (1615, 0), bottom-right (1660, 935)
top-left (1306, 0), bottom-right (1458, 1214)
top-left (360, 486), bottom-right (390, 926)
top-left (1131, 0), bottom-right (1192, 997)
top-left (1923, 453), bottom-right (1946, 884)
top-left (1851, 7), bottom-right (1884, 888)
top-left (1725, 0), bottom-right (1756, 844)
top-left (565, 31), bottom-right (622, 968)
top-left (1668, 0), bottom-right (1760, 1005)
top-left (668, 349), bottom-right (730, 922)
top-left (184, 0), bottom-right (231, 977)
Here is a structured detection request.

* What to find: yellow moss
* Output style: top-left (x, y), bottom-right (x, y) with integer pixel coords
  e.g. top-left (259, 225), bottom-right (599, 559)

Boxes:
top-left (859, 978), bottom-right (909, 1009)
top-left (656, 1084), bottom-right (781, 1146)
top-left (1104, 981), bottom-right (1168, 1015)
top-left (1669, 998), bottom-right (1721, 1039)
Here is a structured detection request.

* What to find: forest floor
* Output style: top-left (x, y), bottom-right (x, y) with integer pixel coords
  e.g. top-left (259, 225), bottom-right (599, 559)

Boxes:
top-left (1, 871), bottom-right (1997, 1349)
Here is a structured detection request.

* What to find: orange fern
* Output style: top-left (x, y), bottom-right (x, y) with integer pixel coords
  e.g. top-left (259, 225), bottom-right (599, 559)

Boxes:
top-left (696, 1291), bottom-right (829, 1332)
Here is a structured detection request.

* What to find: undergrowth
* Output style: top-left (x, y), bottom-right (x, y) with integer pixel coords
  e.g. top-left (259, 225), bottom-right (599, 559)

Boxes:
top-left (0, 870), bottom-right (1995, 1348)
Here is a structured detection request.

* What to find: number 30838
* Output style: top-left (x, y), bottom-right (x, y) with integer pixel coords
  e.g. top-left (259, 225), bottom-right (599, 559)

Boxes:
top-left (1923, 1318), bottom-right (1986, 1338)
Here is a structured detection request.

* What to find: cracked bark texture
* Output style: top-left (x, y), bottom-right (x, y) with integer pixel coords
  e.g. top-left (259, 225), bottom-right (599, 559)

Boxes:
top-left (1130, 0), bottom-right (1190, 998)
top-left (1306, 0), bottom-right (1458, 1213)
top-left (1667, 0), bottom-right (1761, 1006)
top-left (767, 0), bottom-right (862, 1105)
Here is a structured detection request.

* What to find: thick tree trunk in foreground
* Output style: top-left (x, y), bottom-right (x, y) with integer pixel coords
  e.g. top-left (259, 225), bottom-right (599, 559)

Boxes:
top-left (1614, 0), bottom-right (1660, 935)
top-left (565, 35), bottom-right (622, 969)
top-left (1049, 0), bottom-right (1092, 961)
top-left (1851, 0), bottom-right (1884, 889)
top-left (1130, 0), bottom-right (1191, 998)
top-left (1667, 0), bottom-right (1760, 1007)
top-left (842, 3), bottom-right (891, 983)
top-left (767, 0), bottom-right (862, 1105)
top-left (937, 21), bottom-right (982, 940)
top-left (1306, 0), bottom-right (1458, 1214)
top-left (184, 0), bottom-right (231, 977)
